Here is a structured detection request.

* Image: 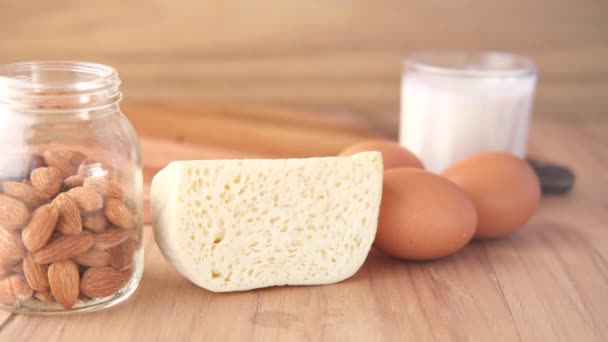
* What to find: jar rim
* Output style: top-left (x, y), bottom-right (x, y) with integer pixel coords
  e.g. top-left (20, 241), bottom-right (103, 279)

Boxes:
top-left (404, 51), bottom-right (536, 78)
top-left (0, 61), bottom-right (122, 111)
top-left (0, 61), bottom-right (118, 90)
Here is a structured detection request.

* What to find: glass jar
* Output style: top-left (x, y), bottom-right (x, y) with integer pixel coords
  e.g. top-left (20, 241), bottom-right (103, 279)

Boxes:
top-left (0, 61), bottom-right (143, 314)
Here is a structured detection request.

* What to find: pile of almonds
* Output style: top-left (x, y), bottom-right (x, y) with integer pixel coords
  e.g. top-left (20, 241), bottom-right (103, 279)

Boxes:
top-left (0, 150), bottom-right (139, 309)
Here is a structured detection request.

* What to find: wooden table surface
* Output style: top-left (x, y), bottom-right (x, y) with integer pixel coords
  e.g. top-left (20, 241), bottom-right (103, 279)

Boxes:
top-left (0, 104), bottom-right (607, 341)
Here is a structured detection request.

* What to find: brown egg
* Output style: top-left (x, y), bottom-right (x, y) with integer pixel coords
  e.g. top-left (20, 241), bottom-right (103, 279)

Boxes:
top-left (443, 152), bottom-right (541, 239)
top-left (375, 168), bottom-right (477, 260)
top-left (339, 139), bottom-right (424, 170)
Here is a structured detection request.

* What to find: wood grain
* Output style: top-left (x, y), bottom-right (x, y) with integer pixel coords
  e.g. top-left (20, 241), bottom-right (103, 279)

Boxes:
top-left (1, 0), bottom-right (607, 118)
top-left (1, 104), bottom-right (605, 341)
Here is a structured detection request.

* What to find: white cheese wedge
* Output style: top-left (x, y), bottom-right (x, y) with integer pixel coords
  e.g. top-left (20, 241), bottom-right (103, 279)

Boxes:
top-left (151, 152), bottom-right (383, 292)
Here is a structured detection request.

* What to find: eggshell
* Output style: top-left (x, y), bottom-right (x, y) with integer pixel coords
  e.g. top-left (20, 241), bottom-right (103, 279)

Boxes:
top-left (375, 168), bottom-right (477, 260)
top-left (443, 152), bottom-right (541, 239)
top-left (339, 140), bottom-right (424, 170)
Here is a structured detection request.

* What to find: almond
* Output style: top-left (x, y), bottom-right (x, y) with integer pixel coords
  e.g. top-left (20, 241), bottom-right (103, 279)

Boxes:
top-left (109, 238), bottom-right (138, 271)
top-left (22, 204), bottom-right (59, 252)
top-left (43, 150), bottom-right (86, 178)
top-left (104, 198), bottom-right (136, 230)
top-left (48, 260), bottom-right (79, 309)
top-left (34, 290), bottom-right (54, 302)
top-left (80, 267), bottom-right (125, 298)
top-left (67, 187), bottom-right (103, 213)
top-left (63, 175), bottom-right (84, 190)
top-left (23, 254), bottom-right (49, 291)
top-left (73, 248), bottom-right (110, 268)
top-left (0, 194), bottom-right (31, 229)
top-left (82, 210), bottom-right (109, 233)
top-left (0, 228), bottom-right (25, 261)
top-left (0, 274), bottom-right (33, 305)
top-left (93, 228), bottom-right (135, 250)
top-left (53, 193), bottom-right (82, 235)
top-left (33, 231), bottom-right (94, 264)
top-left (83, 177), bottom-right (124, 200)
top-left (30, 167), bottom-right (63, 198)
top-left (2, 181), bottom-right (49, 208)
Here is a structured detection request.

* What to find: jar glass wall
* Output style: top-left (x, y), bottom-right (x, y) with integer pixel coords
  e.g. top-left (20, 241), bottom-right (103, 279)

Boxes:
top-left (0, 62), bottom-right (143, 315)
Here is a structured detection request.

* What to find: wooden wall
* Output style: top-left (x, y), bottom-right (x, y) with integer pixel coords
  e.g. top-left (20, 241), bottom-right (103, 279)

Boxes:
top-left (1, 0), bottom-right (606, 121)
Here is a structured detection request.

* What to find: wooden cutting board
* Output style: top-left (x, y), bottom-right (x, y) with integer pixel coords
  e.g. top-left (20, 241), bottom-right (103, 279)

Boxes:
top-left (0, 104), bottom-right (607, 341)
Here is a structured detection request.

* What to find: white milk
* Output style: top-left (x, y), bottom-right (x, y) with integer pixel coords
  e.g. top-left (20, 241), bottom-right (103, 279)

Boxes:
top-left (399, 52), bottom-right (537, 173)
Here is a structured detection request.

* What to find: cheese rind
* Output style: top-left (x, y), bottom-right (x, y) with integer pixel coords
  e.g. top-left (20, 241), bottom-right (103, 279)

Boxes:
top-left (151, 152), bottom-right (383, 292)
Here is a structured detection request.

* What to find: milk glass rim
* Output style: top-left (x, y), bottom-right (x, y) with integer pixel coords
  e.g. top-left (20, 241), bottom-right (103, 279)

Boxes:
top-left (404, 51), bottom-right (537, 78)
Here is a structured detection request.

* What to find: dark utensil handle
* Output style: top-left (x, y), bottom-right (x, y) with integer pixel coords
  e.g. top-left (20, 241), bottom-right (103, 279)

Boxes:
top-left (527, 159), bottom-right (575, 195)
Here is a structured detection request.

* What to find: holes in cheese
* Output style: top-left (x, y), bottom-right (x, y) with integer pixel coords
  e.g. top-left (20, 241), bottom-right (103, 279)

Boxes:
top-left (151, 152), bottom-right (383, 292)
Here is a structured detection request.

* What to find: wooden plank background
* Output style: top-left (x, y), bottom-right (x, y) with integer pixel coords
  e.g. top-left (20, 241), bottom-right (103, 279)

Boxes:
top-left (1, 0), bottom-right (607, 122)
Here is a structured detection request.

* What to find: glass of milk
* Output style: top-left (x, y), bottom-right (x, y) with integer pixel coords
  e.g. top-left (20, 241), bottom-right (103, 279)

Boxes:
top-left (399, 51), bottom-right (537, 173)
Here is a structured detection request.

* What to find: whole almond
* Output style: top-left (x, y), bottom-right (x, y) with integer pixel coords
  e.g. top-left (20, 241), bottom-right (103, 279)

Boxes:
top-left (82, 211), bottom-right (109, 233)
top-left (74, 248), bottom-right (110, 268)
top-left (30, 167), bottom-right (63, 198)
top-left (104, 198), bottom-right (136, 230)
top-left (93, 228), bottom-right (135, 250)
top-left (67, 187), bottom-right (103, 213)
top-left (0, 274), bottom-right (33, 305)
top-left (22, 204), bottom-right (59, 252)
top-left (33, 231), bottom-right (94, 264)
top-left (109, 238), bottom-right (138, 271)
top-left (83, 177), bottom-right (124, 200)
top-left (52, 193), bottom-right (82, 235)
top-left (80, 267), bottom-right (125, 298)
top-left (48, 260), bottom-right (79, 309)
top-left (2, 181), bottom-right (49, 208)
top-left (63, 175), bottom-right (84, 190)
top-left (43, 150), bottom-right (86, 178)
top-left (23, 254), bottom-right (49, 291)
top-left (0, 194), bottom-right (31, 229)
top-left (0, 228), bottom-right (25, 261)
top-left (34, 290), bottom-right (54, 302)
